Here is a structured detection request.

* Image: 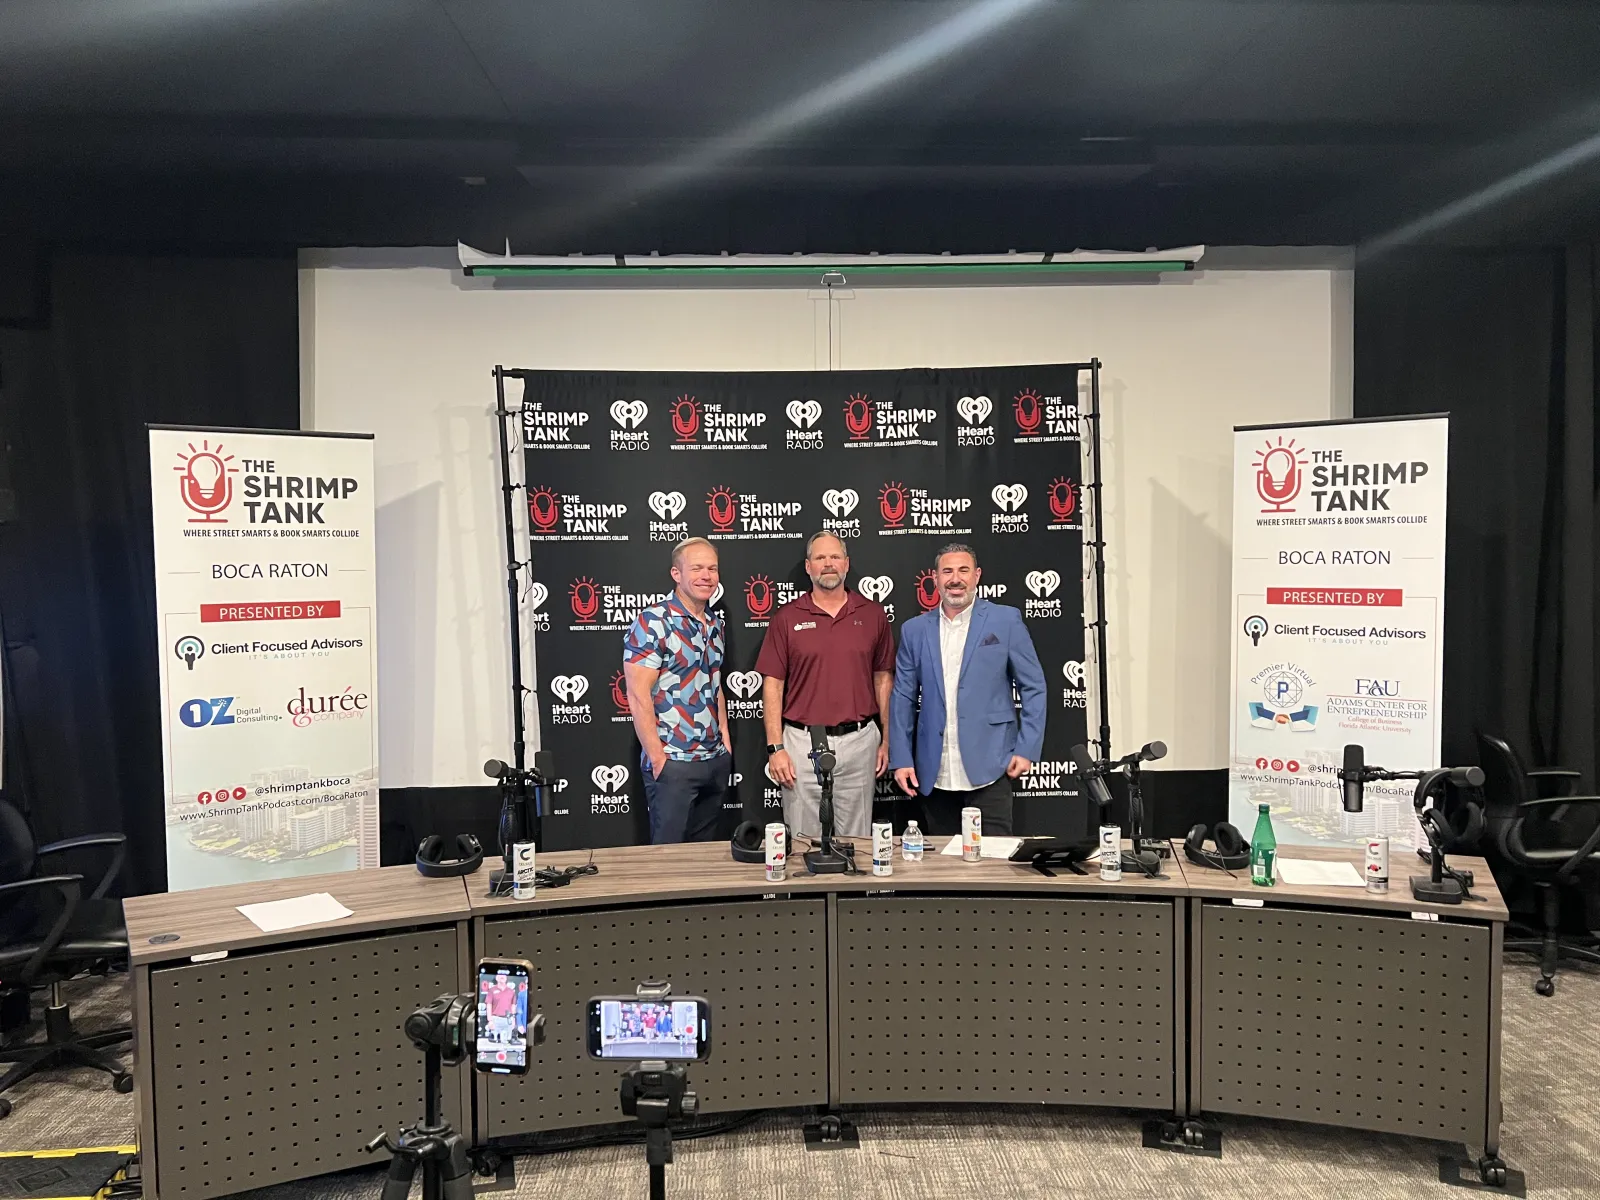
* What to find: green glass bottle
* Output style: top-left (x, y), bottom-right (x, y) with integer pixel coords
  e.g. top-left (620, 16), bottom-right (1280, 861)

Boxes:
top-left (1250, 802), bottom-right (1277, 886)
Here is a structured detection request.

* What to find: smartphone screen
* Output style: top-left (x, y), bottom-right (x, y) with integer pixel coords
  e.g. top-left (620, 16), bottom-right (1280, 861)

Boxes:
top-left (475, 959), bottom-right (533, 1075)
top-left (586, 997), bottom-right (711, 1061)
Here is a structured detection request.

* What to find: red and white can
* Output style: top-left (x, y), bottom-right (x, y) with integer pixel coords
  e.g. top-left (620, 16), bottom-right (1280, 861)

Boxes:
top-left (1365, 835), bottom-right (1389, 892)
top-left (961, 807), bottom-right (982, 862)
top-left (765, 822), bottom-right (787, 883)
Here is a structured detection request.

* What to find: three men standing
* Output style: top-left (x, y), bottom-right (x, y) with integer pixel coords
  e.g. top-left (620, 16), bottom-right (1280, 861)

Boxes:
top-left (888, 543), bottom-right (1047, 836)
top-left (755, 533), bottom-right (895, 839)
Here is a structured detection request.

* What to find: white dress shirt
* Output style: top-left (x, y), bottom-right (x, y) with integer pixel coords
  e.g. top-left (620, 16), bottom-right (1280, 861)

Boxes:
top-left (934, 604), bottom-right (996, 791)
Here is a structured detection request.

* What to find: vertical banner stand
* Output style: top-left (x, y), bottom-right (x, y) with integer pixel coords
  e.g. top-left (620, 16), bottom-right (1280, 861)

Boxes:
top-left (492, 366), bottom-right (532, 776)
top-left (1084, 358), bottom-right (1113, 760)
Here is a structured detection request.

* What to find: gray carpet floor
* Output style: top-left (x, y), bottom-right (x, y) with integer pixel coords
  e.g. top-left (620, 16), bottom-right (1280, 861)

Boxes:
top-left (0, 957), bottom-right (1595, 1198)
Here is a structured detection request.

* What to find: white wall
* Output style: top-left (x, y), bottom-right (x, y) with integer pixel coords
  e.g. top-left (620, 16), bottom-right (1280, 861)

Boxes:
top-left (301, 254), bottom-right (1349, 787)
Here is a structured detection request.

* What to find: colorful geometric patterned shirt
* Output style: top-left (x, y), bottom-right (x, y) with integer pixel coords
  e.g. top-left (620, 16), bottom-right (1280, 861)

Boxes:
top-left (622, 592), bottom-right (727, 761)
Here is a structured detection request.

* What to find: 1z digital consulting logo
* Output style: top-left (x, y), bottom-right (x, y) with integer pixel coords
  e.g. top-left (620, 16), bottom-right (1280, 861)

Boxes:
top-left (647, 490), bottom-right (688, 542)
top-left (670, 395), bottom-right (767, 450)
top-left (590, 764), bottom-right (630, 815)
top-left (1025, 570), bottom-right (1063, 618)
top-left (820, 488), bottom-right (861, 538)
top-left (785, 399), bottom-right (823, 450)
top-left (1011, 388), bottom-right (1079, 443)
top-left (956, 394), bottom-right (995, 445)
top-left (523, 402), bottom-right (591, 450)
top-left (527, 487), bottom-right (629, 541)
top-left (1062, 660), bottom-right (1088, 709)
top-left (843, 393), bottom-right (938, 449)
top-left (725, 670), bottom-right (764, 720)
top-left (610, 399), bottom-right (649, 451)
top-left (990, 483), bottom-right (1029, 533)
top-left (549, 674), bottom-right (591, 724)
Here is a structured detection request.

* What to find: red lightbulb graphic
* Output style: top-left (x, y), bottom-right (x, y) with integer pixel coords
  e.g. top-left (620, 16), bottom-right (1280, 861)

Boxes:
top-left (914, 570), bottom-right (940, 611)
top-left (528, 486), bottom-right (560, 532)
top-left (1048, 477), bottom-right (1078, 523)
top-left (672, 395), bottom-right (702, 440)
top-left (844, 393), bottom-right (874, 439)
top-left (878, 481), bottom-right (907, 528)
top-left (174, 440), bottom-right (237, 522)
top-left (1013, 389), bottom-right (1042, 435)
top-left (569, 577), bottom-right (600, 623)
top-left (744, 575), bottom-right (775, 619)
top-left (706, 486), bottom-right (738, 532)
top-left (610, 670), bottom-right (630, 714)
top-left (1254, 438), bottom-right (1305, 512)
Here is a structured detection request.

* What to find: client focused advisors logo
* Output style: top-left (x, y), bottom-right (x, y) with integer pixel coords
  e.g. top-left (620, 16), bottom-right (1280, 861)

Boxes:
top-left (1247, 661), bottom-right (1319, 731)
top-left (528, 582), bottom-right (550, 633)
top-left (742, 574), bottom-right (802, 628)
top-left (842, 393), bottom-right (938, 449)
top-left (1024, 570), bottom-right (1063, 618)
top-left (725, 670), bottom-right (764, 720)
top-left (956, 394), bottom-right (995, 446)
top-left (567, 578), bottom-right (669, 632)
top-left (878, 483), bottom-right (972, 536)
top-left (609, 670), bottom-right (631, 723)
top-left (671, 395), bottom-right (767, 450)
top-left (590, 764), bottom-right (630, 815)
top-left (528, 487), bottom-right (629, 541)
top-left (175, 635), bottom-right (205, 670)
top-left (1254, 436), bottom-right (1306, 513)
top-left (704, 487), bottom-right (802, 540)
top-left (990, 483), bottom-right (1029, 534)
top-left (647, 490), bottom-right (688, 542)
top-left (1243, 615), bottom-right (1269, 646)
top-left (174, 439), bottom-right (239, 523)
top-left (549, 674), bottom-right (592, 724)
top-left (609, 399), bottom-right (650, 451)
top-left (1047, 477), bottom-right (1081, 531)
top-left (820, 487), bottom-right (861, 539)
top-left (1011, 387), bottom-right (1079, 444)
top-left (523, 402), bottom-right (591, 450)
top-left (785, 399), bottom-right (824, 449)
top-left (1062, 660), bottom-right (1087, 709)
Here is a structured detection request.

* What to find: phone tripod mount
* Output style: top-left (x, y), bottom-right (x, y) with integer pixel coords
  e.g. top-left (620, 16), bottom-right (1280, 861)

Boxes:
top-left (619, 982), bottom-right (699, 1200)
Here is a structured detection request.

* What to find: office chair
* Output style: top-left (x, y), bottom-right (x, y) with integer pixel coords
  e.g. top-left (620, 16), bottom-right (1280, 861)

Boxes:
top-left (1477, 733), bottom-right (1600, 997)
top-left (0, 798), bottom-right (133, 1116)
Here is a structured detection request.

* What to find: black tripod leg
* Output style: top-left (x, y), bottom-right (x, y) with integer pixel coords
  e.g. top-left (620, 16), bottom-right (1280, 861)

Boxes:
top-left (650, 1162), bottom-right (666, 1200)
top-left (440, 1137), bottom-right (477, 1200)
top-left (380, 1155), bottom-right (416, 1200)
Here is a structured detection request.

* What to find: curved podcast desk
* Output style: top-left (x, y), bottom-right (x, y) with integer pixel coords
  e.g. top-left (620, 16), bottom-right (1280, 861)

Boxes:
top-left (122, 841), bottom-right (1506, 1200)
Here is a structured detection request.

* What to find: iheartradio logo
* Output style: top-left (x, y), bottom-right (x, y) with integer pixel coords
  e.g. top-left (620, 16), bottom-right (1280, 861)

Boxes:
top-left (610, 400), bottom-right (647, 429)
top-left (726, 670), bottom-right (763, 699)
top-left (1255, 437), bottom-right (1306, 513)
top-left (528, 582), bottom-right (549, 611)
top-left (648, 490), bottom-right (686, 521)
top-left (957, 395), bottom-right (993, 425)
top-left (856, 575), bottom-right (893, 603)
top-left (786, 400), bottom-right (821, 428)
top-left (1063, 660), bottom-right (1086, 687)
top-left (1025, 570), bottom-right (1061, 598)
top-left (591, 764), bottom-right (629, 793)
top-left (991, 483), bottom-right (1028, 513)
top-left (549, 675), bottom-right (588, 704)
top-left (822, 488), bottom-right (859, 518)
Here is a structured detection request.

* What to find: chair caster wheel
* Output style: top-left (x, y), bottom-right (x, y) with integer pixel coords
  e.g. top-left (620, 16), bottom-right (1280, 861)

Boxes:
top-left (0, 1098), bottom-right (11, 1119)
top-left (1535, 977), bottom-right (1555, 997)
top-left (1182, 1121), bottom-right (1206, 1147)
top-left (1478, 1155), bottom-right (1508, 1187)
top-left (114, 1072), bottom-right (134, 1094)
top-left (819, 1114), bottom-right (842, 1139)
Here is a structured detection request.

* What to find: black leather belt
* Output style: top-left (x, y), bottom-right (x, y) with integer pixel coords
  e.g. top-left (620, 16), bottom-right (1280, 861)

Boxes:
top-left (784, 718), bottom-right (871, 737)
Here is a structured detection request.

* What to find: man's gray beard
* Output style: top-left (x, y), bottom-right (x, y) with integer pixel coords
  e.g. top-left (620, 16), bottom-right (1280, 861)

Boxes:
top-left (813, 573), bottom-right (844, 591)
top-left (941, 588), bottom-right (974, 611)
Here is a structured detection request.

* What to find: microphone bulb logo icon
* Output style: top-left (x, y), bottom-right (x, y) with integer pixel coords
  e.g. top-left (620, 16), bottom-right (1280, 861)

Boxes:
top-left (1243, 615), bottom-right (1269, 647)
top-left (1254, 438), bottom-right (1306, 513)
top-left (173, 441), bottom-right (237, 523)
top-left (175, 636), bottom-right (205, 670)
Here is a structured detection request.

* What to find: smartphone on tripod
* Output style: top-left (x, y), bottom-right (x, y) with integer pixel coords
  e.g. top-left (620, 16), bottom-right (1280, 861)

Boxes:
top-left (586, 996), bottom-right (712, 1061)
top-left (474, 957), bottom-right (533, 1075)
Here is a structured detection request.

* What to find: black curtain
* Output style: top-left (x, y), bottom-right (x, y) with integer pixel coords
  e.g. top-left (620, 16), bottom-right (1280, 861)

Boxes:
top-left (0, 254), bottom-right (299, 896)
top-left (1355, 246), bottom-right (1598, 785)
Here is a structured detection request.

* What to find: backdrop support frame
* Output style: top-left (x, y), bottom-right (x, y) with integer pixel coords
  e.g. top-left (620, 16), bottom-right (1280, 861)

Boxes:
top-left (493, 366), bottom-right (534, 774)
top-left (1085, 358), bottom-right (1113, 761)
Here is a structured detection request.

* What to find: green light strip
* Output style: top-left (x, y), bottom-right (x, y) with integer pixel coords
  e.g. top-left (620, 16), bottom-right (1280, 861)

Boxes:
top-left (470, 260), bottom-right (1192, 277)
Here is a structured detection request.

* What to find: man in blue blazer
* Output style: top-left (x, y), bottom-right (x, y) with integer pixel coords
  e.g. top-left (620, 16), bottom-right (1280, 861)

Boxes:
top-left (889, 543), bottom-right (1048, 835)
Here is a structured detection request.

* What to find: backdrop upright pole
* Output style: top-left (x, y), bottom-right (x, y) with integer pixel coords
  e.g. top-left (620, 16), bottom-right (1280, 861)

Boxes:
top-left (1087, 358), bottom-right (1112, 760)
top-left (493, 366), bottom-right (528, 773)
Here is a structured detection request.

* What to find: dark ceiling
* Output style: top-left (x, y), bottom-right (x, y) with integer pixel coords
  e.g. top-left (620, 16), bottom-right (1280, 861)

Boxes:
top-left (1, 0), bottom-right (1598, 253)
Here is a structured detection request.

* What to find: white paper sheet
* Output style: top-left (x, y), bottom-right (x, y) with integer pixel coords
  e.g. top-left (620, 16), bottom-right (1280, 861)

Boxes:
top-left (237, 892), bottom-right (354, 933)
top-left (1275, 858), bottom-right (1365, 887)
top-left (938, 835), bottom-right (1024, 860)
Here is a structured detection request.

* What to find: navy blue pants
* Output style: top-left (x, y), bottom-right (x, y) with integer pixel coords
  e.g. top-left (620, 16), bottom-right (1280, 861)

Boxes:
top-left (641, 751), bottom-right (731, 844)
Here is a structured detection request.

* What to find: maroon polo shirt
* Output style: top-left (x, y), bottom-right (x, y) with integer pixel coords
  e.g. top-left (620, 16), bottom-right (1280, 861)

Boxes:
top-left (754, 590), bottom-right (895, 726)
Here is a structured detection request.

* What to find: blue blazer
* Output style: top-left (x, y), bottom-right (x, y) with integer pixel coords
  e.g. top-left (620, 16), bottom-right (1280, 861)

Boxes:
top-left (888, 600), bottom-right (1047, 795)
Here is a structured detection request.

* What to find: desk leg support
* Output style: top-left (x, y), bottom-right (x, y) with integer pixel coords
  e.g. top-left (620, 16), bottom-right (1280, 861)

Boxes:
top-left (1173, 898), bottom-right (1187, 1119)
top-left (132, 964), bottom-right (160, 1200)
top-left (1475, 920), bottom-right (1509, 1187)
top-left (1142, 900), bottom-right (1222, 1157)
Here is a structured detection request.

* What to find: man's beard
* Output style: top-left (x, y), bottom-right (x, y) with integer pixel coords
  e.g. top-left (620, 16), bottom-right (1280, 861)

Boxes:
top-left (813, 571), bottom-right (844, 591)
top-left (941, 586), bottom-right (974, 610)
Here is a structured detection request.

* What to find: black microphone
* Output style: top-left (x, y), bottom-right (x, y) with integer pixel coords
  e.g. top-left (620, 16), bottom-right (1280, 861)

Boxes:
top-left (1450, 765), bottom-right (1485, 788)
top-left (1139, 740), bottom-right (1167, 762)
top-left (808, 725), bottom-right (837, 774)
top-left (1341, 744), bottom-right (1365, 813)
top-left (1070, 743), bottom-right (1114, 809)
top-left (485, 758), bottom-right (511, 780)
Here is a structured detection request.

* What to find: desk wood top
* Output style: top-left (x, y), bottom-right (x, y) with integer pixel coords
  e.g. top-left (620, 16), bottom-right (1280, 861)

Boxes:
top-left (123, 864), bottom-right (471, 966)
top-left (467, 838), bottom-right (1187, 916)
top-left (1172, 842), bottom-right (1509, 922)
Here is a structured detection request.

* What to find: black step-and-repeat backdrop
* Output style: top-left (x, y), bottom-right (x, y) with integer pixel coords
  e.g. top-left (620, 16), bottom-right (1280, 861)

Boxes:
top-left (517, 366), bottom-right (1090, 850)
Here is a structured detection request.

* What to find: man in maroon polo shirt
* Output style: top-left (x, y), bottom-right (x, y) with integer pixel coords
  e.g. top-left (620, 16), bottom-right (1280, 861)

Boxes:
top-left (756, 532), bottom-right (894, 838)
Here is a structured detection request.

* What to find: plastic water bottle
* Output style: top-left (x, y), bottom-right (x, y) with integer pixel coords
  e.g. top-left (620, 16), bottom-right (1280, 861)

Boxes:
top-left (901, 821), bottom-right (923, 862)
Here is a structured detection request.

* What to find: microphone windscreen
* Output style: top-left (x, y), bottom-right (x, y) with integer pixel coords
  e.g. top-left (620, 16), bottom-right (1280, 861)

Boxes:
top-left (1143, 741), bottom-right (1168, 762)
top-left (1342, 743), bottom-right (1363, 779)
top-left (484, 758), bottom-right (509, 780)
top-left (1069, 743), bottom-right (1095, 772)
top-left (1451, 765), bottom-right (1486, 788)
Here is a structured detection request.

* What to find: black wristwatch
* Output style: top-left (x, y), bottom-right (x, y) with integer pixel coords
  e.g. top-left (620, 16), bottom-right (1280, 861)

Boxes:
top-left (766, 743), bottom-right (785, 755)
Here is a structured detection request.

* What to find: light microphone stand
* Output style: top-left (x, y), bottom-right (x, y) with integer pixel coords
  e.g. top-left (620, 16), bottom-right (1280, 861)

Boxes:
top-left (803, 726), bottom-right (850, 874)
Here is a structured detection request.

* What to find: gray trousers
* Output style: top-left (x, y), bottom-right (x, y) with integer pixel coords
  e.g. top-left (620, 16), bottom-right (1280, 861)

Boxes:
top-left (781, 722), bottom-right (879, 840)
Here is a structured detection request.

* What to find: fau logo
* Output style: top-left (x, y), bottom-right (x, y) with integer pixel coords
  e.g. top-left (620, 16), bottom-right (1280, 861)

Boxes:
top-left (844, 394), bottom-right (874, 440)
top-left (671, 395), bottom-right (702, 441)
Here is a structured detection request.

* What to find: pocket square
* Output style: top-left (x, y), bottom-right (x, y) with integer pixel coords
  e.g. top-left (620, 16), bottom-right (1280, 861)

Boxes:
top-left (980, 632), bottom-right (1001, 646)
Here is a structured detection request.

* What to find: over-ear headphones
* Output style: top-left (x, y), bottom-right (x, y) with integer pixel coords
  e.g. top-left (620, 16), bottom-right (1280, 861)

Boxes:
top-left (731, 820), bottom-right (788, 864)
top-left (1184, 822), bottom-right (1249, 871)
top-left (416, 833), bottom-right (485, 878)
top-left (1429, 792), bottom-right (1485, 853)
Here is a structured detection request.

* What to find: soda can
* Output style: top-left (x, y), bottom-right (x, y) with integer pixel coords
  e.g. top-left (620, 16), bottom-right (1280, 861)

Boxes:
top-left (872, 822), bottom-right (894, 876)
top-left (961, 807), bottom-right (982, 862)
top-left (512, 842), bottom-right (537, 899)
top-left (764, 822), bottom-right (787, 883)
top-left (1099, 824), bottom-right (1122, 882)
top-left (1365, 835), bottom-right (1389, 892)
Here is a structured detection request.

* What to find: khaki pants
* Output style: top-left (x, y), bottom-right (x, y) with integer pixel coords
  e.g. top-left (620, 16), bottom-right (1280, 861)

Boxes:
top-left (781, 723), bottom-right (879, 839)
